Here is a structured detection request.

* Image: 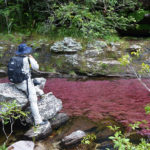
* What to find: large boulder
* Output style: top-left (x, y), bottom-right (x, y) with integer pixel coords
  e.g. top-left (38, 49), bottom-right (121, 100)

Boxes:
top-left (26, 92), bottom-right (62, 124)
top-left (0, 78), bottom-right (63, 125)
top-left (50, 37), bottom-right (82, 53)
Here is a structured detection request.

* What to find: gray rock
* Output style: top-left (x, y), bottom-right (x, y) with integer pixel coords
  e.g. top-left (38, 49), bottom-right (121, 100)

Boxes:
top-left (24, 121), bottom-right (52, 140)
top-left (0, 83), bottom-right (28, 109)
top-left (129, 44), bottom-right (142, 51)
top-left (65, 54), bottom-right (79, 66)
top-left (0, 78), bottom-right (63, 125)
top-left (8, 140), bottom-right (34, 150)
top-left (51, 113), bottom-right (69, 129)
top-left (61, 130), bottom-right (86, 146)
top-left (110, 42), bottom-right (121, 51)
top-left (84, 49), bottom-right (103, 58)
top-left (26, 92), bottom-right (62, 124)
top-left (87, 41), bottom-right (107, 50)
top-left (50, 37), bottom-right (82, 53)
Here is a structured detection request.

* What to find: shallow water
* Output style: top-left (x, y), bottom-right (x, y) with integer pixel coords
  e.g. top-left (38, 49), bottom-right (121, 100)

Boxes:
top-left (1, 77), bottom-right (150, 149)
top-left (44, 78), bottom-right (150, 128)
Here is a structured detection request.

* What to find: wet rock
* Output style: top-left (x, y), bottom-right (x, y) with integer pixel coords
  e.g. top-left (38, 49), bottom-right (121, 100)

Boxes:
top-left (24, 121), bottom-right (52, 140)
top-left (25, 92), bottom-right (62, 124)
top-left (8, 140), bottom-right (34, 150)
top-left (51, 113), bottom-right (69, 129)
top-left (50, 37), bottom-right (82, 53)
top-left (61, 130), bottom-right (86, 146)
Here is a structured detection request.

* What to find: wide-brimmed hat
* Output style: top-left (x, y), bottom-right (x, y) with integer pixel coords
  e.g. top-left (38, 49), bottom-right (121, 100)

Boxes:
top-left (15, 43), bottom-right (32, 55)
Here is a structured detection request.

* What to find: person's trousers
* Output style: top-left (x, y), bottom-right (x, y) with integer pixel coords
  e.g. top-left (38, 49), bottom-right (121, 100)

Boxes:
top-left (15, 78), bottom-right (43, 125)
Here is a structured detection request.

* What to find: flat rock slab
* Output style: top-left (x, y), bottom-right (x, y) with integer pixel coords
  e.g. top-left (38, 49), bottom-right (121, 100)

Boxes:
top-left (24, 121), bottom-right (52, 140)
top-left (8, 140), bottom-right (34, 150)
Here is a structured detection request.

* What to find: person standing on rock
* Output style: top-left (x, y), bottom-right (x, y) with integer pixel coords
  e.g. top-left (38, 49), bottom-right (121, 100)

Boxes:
top-left (8, 43), bottom-right (48, 126)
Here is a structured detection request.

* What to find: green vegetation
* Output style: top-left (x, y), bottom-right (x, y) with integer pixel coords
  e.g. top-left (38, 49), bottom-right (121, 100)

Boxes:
top-left (0, 0), bottom-right (146, 39)
top-left (81, 133), bottom-right (96, 145)
top-left (108, 125), bottom-right (150, 150)
top-left (0, 100), bottom-right (29, 146)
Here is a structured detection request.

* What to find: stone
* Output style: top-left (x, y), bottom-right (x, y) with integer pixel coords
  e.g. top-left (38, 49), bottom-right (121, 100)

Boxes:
top-left (110, 42), bottom-right (121, 51)
top-left (8, 140), bottom-right (34, 150)
top-left (87, 40), bottom-right (107, 50)
top-left (50, 37), bottom-right (82, 53)
top-left (24, 121), bottom-right (52, 140)
top-left (0, 78), bottom-right (63, 125)
top-left (61, 130), bottom-right (86, 146)
top-left (64, 54), bottom-right (79, 66)
top-left (0, 83), bottom-right (28, 109)
top-left (50, 113), bottom-right (69, 129)
top-left (129, 45), bottom-right (142, 51)
top-left (84, 49), bottom-right (103, 58)
top-left (25, 92), bottom-right (62, 124)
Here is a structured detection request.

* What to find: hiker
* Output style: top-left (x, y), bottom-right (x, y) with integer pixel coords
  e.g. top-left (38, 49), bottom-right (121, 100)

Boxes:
top-left (8, 43), bottom-right (47, 126)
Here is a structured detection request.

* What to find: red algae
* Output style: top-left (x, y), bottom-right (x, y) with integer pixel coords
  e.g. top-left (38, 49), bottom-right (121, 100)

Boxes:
top-left (1, 77), bottom-right (150, 131)
top-left (44, 78), bottom-right (150, 128)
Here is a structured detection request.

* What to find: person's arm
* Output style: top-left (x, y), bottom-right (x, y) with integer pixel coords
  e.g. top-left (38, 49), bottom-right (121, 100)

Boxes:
top-left (28, 55), bottom-right (39, 71)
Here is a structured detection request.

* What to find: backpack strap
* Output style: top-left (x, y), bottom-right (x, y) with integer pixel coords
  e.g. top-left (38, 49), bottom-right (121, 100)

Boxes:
top-left (26, 57), bottom-right (31, 99)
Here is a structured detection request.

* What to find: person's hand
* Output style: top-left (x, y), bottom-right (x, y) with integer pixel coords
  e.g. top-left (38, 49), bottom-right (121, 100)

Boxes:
top-left (29, 55), bottom-right (33, 58)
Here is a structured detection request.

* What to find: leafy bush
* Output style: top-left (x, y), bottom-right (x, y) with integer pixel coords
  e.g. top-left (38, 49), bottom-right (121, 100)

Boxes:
top-left (0, 0), bottom-right (143, 38)
top-left (108, 124), bottom-right (150, 150)
top-left (0, 100), bottom-right (29, 145)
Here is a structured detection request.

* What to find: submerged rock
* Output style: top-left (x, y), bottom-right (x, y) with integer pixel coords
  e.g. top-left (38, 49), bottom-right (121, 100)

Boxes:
top-left (61, 130), bottom-right (86, 146)
top-left (8, 140), bottom-right (34, 150)
top-left (24, 121), bottom-right (52, 140)
top-left (50, 37), bottom-right (82, 53)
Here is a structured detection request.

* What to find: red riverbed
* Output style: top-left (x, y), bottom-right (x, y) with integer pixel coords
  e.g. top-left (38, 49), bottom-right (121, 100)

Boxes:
top-left (1, 78), bottom-right (150, 132)
top-left (44, 78), bottom-right (150, 130)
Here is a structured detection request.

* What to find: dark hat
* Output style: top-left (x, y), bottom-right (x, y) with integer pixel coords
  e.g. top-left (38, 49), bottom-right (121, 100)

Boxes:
top-left (15, 43), bottom-right (32, 55)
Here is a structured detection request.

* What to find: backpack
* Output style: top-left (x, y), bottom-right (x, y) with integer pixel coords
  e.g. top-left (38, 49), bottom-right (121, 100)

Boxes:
top-left (7, 56), bottom-right (29, 84)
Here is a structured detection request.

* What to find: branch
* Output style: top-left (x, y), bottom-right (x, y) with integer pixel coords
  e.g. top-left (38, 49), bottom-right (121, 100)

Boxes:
top-left (130, 65), bottom-right (150, 92)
